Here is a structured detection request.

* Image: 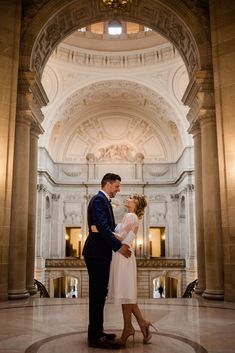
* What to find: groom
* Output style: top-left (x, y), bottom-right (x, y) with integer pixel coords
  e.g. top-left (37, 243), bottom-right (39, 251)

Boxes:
top-left (83, 173), bottom-right (131, 349)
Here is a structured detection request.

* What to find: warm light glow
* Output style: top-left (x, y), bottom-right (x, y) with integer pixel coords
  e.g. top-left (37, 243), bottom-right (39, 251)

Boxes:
top-left (138, 240), bottom-right (143, 246)
top-left (162, 234), bottom-right (166, 240)
top-left (79, 234), bottom-right (82, 239)
top-left (149, 234), bottom-right (152, 239)
top-left (102, 0), bottom-right (131, 10)
top-left (108, 20), bottom-right (122, 35)
top-left (65, 234), bottom-right (69, 240)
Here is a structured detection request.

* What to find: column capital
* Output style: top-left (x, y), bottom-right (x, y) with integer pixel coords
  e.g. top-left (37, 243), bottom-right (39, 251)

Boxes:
top-left (17, 70), bottom-right (49, 125)
top-left (182, 69), bottom-right (215, 125)
top-left (16, 112), bottom-right (33, 127)
top-left (30, 122), bottom-right (44, 138)
top-left (188, 121), bottom-right (200, 136)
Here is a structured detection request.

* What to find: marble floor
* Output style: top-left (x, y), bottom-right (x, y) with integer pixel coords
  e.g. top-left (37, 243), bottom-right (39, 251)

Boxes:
top-left (0, 297), bottom-right (235, 353)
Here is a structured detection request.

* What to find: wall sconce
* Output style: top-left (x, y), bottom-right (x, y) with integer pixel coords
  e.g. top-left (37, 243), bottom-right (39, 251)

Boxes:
top-left (138, 240), bottom-right (143, 258)
top-left (65, 234), bottom-right (69, 240)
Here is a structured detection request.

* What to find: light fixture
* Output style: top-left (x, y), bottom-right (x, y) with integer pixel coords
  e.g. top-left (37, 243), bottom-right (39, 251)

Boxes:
top-left (102, 0), bottom-right (131, 11)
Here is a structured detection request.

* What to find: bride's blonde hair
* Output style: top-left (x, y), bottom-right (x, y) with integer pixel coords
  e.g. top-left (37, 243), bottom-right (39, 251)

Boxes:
top-left (132, 194), bottom-right (147, 219)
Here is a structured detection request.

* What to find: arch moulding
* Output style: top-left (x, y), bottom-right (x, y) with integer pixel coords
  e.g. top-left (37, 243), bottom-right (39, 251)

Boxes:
top-left (20, 0), bottom-right (212, 83)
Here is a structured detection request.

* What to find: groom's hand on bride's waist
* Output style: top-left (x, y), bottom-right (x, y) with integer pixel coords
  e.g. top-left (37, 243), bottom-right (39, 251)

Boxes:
top-left (119, 244), bottom-right (131, 258)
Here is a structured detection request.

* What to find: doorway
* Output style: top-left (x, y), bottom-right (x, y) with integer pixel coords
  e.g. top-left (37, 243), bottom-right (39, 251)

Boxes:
top-left (65, 227), bottom-right (82, 257)
top-left (149, 227), bottom-right (165, 257)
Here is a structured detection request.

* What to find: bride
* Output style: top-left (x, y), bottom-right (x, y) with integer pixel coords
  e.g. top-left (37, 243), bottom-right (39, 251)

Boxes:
top-left (107, 194), bottom-right (157, 345)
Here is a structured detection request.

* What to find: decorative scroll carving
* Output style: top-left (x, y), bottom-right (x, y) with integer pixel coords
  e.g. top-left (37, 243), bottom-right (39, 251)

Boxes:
top-left (62, 168), bottom-right (82, 177)
top-left (147, 166), bottom-right (169, 177)
top-left (46, 258), bottom-right (86, 268)
top-left (45, 258), bottom-right (185, 268)
top-left (37, 184), bottom-right (47, 192)
top-left (148, 194), bottom-right (166, 202)
top-left (137, 258), bottom-right (185, 268)
top-left (171, 194), bottom-right (179, 201)
top-left (52, 194), bottom-right (60, 201)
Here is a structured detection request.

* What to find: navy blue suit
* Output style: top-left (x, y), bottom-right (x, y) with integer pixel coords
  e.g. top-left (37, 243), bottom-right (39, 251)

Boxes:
top-left (83, 191), bottom-right (122, 340)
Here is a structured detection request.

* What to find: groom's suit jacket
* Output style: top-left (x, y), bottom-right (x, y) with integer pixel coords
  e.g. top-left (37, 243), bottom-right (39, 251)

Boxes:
top-left (82, 191), bottom-right (122, 261)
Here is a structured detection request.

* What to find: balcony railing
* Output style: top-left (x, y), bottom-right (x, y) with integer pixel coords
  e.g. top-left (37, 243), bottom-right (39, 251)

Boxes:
top-left (45, 257), bottom-right (185, 268)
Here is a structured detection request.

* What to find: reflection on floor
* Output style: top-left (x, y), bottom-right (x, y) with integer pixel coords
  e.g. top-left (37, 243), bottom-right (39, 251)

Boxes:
top-left (0, 297), bottom-right (235, 353)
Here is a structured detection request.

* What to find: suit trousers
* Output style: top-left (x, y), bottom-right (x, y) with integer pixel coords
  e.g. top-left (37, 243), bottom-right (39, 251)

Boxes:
top-left (85, 257), bottom-right (111, 340)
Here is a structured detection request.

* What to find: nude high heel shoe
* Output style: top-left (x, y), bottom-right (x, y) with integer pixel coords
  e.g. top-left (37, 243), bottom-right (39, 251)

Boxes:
top-left (120, 327), bottom-right (135, 345)
top-left (141, 321), bottom-right (158, 344)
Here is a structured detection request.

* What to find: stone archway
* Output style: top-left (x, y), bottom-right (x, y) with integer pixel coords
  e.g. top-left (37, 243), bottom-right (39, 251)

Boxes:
top-left (8, 0), bottom-right (223, 300)
top-left (20, 0), bottom-right (211, 78)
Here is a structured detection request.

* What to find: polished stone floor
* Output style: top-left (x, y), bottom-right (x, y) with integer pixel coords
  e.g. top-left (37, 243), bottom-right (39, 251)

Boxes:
top-left (0, 297), bottom-right (234, 353)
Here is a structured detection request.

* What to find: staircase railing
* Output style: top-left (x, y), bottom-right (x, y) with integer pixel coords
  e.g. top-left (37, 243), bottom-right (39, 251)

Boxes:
top-left (34, 279), bottom-right (50, 297)
top-left (182, 279), bottom-right (198, 298)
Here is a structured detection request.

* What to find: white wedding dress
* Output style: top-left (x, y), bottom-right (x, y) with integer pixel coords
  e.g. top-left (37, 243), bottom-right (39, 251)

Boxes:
top-left (107, 212), bottom-right (139, 304)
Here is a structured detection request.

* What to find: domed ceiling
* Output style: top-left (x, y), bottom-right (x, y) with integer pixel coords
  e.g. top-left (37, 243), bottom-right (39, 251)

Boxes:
top-left (40, 23), bottom-right (191, 164)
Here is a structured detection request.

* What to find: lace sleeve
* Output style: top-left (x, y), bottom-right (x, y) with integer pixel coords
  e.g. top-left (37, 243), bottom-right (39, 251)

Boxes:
top-left (121, 213), bottom-right (139, 245)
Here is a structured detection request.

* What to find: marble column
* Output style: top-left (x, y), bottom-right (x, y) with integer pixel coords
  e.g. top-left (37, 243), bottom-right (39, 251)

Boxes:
top-left (26, 124), bottom-right (42, 294)
top-left (8, 114), bottom-right (31, 299)
top-left (191, 122), bottom-right (206, 294)
top-left (200, 114), bottom-right (224, 299)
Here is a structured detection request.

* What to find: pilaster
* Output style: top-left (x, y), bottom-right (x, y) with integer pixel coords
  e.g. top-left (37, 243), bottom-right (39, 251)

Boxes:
top-left (8, 113), bottom-right (32, 299)
top-left (184, 70), bottom-right (224, 299)
top-left (189, 122), bottom-right (206, 294)
top-left (8, 71), bottom-right (46, 299)
top-left (26, 123), bottom-right (43, 294)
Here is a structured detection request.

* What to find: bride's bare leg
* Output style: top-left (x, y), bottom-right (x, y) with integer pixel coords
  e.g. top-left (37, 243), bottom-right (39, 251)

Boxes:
top-left (131, 304), bottom-right (148, 336)
top-left (120, 304), bottom-right (135, 344)
top-left (122, 304), bottom-right (133, 330)
top-left (132, 304), bottom-right (158, 343)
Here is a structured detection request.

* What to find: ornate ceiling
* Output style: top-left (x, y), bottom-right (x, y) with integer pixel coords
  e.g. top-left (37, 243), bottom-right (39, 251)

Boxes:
top-left (40, 26), bottom-right (191, 164)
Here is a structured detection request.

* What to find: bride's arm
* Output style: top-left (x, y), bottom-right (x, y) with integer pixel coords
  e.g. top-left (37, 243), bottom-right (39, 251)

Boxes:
top-left (121, 214), bottom-right (139, 244)
top-left (112, 232), bottom-right (124, 241)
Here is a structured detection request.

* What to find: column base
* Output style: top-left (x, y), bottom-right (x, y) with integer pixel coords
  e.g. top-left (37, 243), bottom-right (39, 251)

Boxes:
top-left (8, 289), bottom-right (30, 300)
top-left (202, 289), bottom-right (224, 300)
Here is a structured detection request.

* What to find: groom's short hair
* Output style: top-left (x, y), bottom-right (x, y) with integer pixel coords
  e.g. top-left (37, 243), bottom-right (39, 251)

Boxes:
top-left (101, 173), bottom-right (121, 187)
